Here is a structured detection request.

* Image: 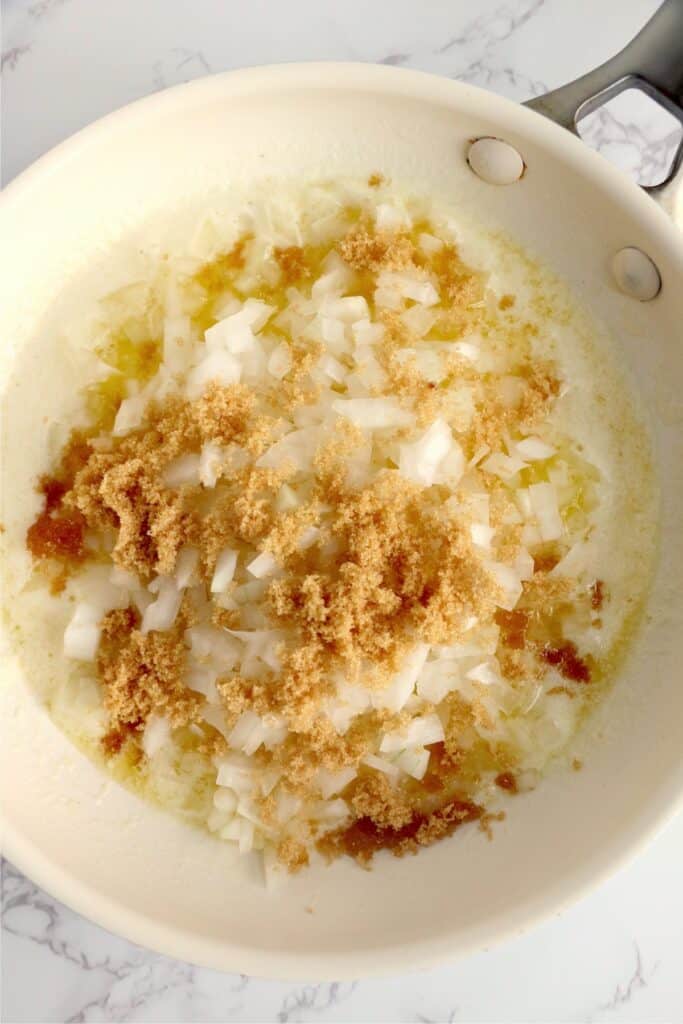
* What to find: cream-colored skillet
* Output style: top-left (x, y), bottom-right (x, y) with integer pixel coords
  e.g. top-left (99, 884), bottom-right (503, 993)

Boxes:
top-left (1, 1), bottom-right (682, 980)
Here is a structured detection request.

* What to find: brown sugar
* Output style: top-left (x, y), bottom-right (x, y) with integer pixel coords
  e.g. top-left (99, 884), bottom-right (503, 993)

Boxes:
top-left (98, 605), bottom-right (202, 739)
top-left (338, 227), bottom-right (415, 272)
top-left (274, 245), bottom-right (309, 285)
top-left (277, 836), bottom-right (309, 872)
top-left (318, 792), bottom-right (483, 865)
top-left (541, 642), bottom-right (591, 683)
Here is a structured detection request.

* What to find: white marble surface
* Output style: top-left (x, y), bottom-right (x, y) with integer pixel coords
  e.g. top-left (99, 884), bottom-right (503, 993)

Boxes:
top-left (1, 1), bottom-right (683, 1020)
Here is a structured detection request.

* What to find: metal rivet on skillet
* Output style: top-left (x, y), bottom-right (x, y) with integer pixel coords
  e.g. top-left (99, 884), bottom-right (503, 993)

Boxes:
top-left (467, 137), bottom-right (524, 185)
top-left (612, 247), bottom-right (661, 301)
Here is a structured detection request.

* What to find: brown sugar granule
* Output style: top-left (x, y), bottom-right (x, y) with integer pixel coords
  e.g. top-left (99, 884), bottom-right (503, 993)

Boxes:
top-left (541, 641), bottom-right (591, 683)
top-left (26, 508), bottom-right (86, 563)
top-left (274, 245), bottom-right (309, 285)
top-left (27, 433), bottom-right (94, 565)
top-left (194, 235), bottom-right (252, 291)
top-left (318, 793), bottom-right (483, 865)
top-left (499, 294), bottom-right (516, 310)
top-left (66, 396), bottom-right (201, 578)
top-left (98, 605), bottom-right (201, 736)
top-left (495, 771), bottom-right (518, 793)
top-left (277, 836), bottom-right (309, 872)
top-left (495, 608), bottom-right (530, 650)
top-left (367, 173), bottom-right (385, 188)
top-left (195, 382), bottom-right (257, 446)
top-left (338, 228), bottom-right (415, 272)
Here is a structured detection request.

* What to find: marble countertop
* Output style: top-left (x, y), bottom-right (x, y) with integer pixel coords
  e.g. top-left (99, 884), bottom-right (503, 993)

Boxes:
top-left (2, 1), bottom-right (682, 1020)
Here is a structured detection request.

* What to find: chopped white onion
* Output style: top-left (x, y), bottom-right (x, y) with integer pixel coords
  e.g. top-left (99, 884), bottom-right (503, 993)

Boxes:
top-left (471, 523), bottom-right (496, 550)
top-left (486, 562), bottom-right (523, 612)
top-left (316, 766), bottom-right (357, 800)
top-left (320, 353), bottom-right (346, 383)
top-left (372, 643), bottom-right (430, 712)
top-left (198, 441), bottom-right (223, 488)
top-left (142, 714), bottom-right (171, 758)
top-left (363, 754), bottom-right (400, 782)
top-left (247, 550), bottom-right (279, 579)
top-left (380, 713), bottom-right (444, 753)
top-left (466, 661), bottom-right (500, 686)
top-left (186, 349), bottom-right (241, 399)
top-left (63, 604), bottom-right (101, 661)
top-left (332, 397), bottom-right (414, 430)
top-left (141, 577), bottom-right (182, 633)
top-left (399, 419), bottom-right (453, 487)
top-left (395, 747), bottom-right (430, 780)
top-left (211, 549), bottom-right (238, 593)
top-left (256, 427), bottom-right (318, 471)
top-left (352, 319), bottom-right (384, 346)
top-left (375, 203), bottom-right (411, 231)
top-left (163, 453), bottom-right (200, 488)
top-left (267, 341), bottom-right (292, 379)
top-left (528, 482), bottom-right (563, 541)
top-left (175, 547), bottom-right (199, 588)
top-left (516, 437), bottom-right (555, 460)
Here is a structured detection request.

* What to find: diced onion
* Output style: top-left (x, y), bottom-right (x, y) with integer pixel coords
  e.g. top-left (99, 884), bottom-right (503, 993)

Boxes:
top-left (211, 549), bottom-right (238, 593)
top-left (395, 747), bottom-right (430, 780)
top-left (267, 341), bottom-right (292, 379)
top-left (528, 482), bottom-right (563, 541)
top-left (142, 714), bottom-right (171, 758)
top-left (198, 442), bottom-right (223, 488)
top-left (380, 713), bottom-right (444, 753)
top-left (372, 643), bottom-right (430, 711)
top-left (486, 562), bottom-right (523, 612)
top-left (516, 437), bottom-right (555, 460)
top-left (399, 419), bottom-right (454, 487)
top-left (141, 577), bottom-right (182, 633)
top-left (175, 547), bottom-right (199, 588)
top-left (363, 754), bottom-right (400, 782)
top-left (63, 604), bottom-right (101, 661)
top-left (332, 397), bottom-right (414, 430)
top-left (163, 453), bottom-right (200, 488)
top-left (247, 551), bottom-right (279, 579)
top-left (316, 766), bottom-right (357, 799)
top-left (186, 349), bottom-right (241, 399)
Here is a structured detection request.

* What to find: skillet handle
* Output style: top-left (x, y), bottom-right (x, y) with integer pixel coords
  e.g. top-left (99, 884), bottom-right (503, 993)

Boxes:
top-left (525, 0), bottom-right (683, 214)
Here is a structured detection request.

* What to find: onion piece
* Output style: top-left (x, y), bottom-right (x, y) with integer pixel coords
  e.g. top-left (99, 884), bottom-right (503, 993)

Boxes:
top-left (142, 714), bottom-right (171, 758)
top-left (372, 643), bottom-right (430, 711)
top-left (363, 754), bottom-right (400, 782)
top-left (376, 203), bottom-right (411, 231)
top-left (380, 713), bottom-right (444, 753)
top-left (247, 551), bottom-right (279, 579)
top-left (63, 604), bottom-right (101, 661)
top-left (163, 453), bottom-right (200, 488)
top-left (211, 549), bottom-right (238, 593)
top-left (141, 577), bottom-right (182, 634)
top-left (486, 562), bottom-right (523, 612)
top-left (175, 547), bottom-right (199, 589)
top-left (267, 341), bottom-right (292, 379)
top-left (198, 441), bottom-right (223, 488)
top-left (352, 319), bottom-right (384, 346)
top-left (395, 747), bottom-right (430, 780)
top-left (332, 397), bottom-right (414, 430)
top-left (399, 419), bottom-right (454, 487)
top-left (528, 482), bottom-right (563, 541)
top-left (316, 766), bottom-right (357, 800)
top-left (516, 436), bottom-right (555, 460)
top-left (186, 349), bottom-right (241, 400)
